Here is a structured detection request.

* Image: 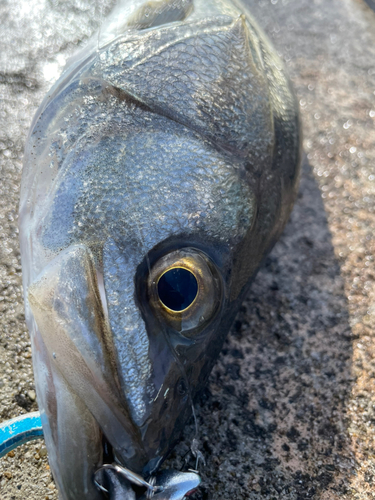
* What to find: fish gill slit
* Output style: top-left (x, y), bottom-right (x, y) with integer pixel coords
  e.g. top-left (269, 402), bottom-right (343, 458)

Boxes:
top-left (103, 81), bottom-right (242, 160)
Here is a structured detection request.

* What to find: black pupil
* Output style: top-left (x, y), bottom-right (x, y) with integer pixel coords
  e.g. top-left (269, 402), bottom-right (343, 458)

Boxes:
top-left (158, 268), bottom-right (198, 312)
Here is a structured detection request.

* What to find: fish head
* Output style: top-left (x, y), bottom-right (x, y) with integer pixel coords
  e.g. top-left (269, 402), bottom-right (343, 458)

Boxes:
top-left (21, 7), bottom-right (300, 498)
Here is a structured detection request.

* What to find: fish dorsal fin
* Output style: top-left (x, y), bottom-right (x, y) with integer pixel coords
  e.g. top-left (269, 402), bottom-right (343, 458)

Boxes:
top-left (127, 0), bottom-right (193, 30)
top-left (90, 15), bottom-right (273, 162)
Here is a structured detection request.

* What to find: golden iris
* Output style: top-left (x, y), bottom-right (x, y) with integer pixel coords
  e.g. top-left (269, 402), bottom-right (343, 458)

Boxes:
top-left (148, 248), bottom-right (222, 335)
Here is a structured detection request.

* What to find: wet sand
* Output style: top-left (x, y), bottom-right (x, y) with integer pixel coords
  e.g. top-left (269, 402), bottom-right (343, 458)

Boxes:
top-left (1, 0), bottom-right (375, 498)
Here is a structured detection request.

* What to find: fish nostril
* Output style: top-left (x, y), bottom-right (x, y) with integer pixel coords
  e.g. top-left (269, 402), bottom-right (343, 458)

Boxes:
top-left (162, 400), bottom-right (169, 413)
top-left (177, 378), bottom-right (187, 396)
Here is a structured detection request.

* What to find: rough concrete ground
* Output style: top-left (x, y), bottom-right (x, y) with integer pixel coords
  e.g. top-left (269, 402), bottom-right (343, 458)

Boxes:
top-left (0, 0), bottom-right (375, 498)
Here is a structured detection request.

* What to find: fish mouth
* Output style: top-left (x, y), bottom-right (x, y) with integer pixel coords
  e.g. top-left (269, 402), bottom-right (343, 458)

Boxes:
top-left (93, 423), bottom-right (202, 499)
top-left (94, 460), bottom-right (201, 500)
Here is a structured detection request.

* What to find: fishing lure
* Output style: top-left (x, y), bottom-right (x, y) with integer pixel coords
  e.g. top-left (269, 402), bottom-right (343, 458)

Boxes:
top-left (17, 0), bottom-right (301, 497)
top-left (0, 413), bottom-right (43, 458)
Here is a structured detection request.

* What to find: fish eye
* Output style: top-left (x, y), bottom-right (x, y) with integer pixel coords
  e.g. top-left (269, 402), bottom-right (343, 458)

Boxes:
top-left (157, 268), bottom-right (198, 312)
top-left (148, 248), bottom-right (222, 335)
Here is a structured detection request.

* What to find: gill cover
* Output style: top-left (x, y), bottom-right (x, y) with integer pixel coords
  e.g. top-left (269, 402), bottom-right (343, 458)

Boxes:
top-left (19, 0), bottom-right (301, 498)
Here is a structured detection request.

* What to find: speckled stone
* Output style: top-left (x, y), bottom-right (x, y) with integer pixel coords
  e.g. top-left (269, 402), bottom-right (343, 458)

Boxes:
top-left (1, 0), bottom-right (375, 499)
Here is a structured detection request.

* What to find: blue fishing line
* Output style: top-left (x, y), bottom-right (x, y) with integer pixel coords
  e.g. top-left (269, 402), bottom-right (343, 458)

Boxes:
top-left (0, 411), bottom-right (43, 458)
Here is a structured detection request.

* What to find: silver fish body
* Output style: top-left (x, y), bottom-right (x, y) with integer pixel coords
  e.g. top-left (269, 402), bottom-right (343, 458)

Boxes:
top-left (19, 0), bottom-right (301, 498)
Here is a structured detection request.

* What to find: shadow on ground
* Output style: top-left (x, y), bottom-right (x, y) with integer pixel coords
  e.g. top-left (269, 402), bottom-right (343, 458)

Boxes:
top-left (170, 159), bottom-right (355, 500)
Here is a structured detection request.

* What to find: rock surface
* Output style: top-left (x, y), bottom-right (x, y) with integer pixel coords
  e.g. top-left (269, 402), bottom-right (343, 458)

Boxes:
top-left (1, 0), bottom-right (375, 499)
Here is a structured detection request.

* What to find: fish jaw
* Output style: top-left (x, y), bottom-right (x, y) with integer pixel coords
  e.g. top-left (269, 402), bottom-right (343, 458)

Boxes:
top-left (27, 244), bottom-right (149, 494)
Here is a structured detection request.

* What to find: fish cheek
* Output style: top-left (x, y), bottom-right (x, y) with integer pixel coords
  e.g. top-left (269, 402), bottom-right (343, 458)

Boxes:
top-left (137, 302), bottom-right (237, 474)
top-left (133, 315), bottom-right (193, 467)
top-left (135, 264), bottom-right (226, 469)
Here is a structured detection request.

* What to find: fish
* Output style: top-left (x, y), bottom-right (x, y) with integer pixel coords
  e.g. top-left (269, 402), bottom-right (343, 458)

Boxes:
top-left (18, 0), bottom-right (301, 498)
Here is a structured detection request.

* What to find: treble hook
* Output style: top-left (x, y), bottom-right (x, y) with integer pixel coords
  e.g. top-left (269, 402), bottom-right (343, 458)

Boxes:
top-left (94, 462), bottom-right (162, 496)
top-left (94, 463), bottom-right (201, 500)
